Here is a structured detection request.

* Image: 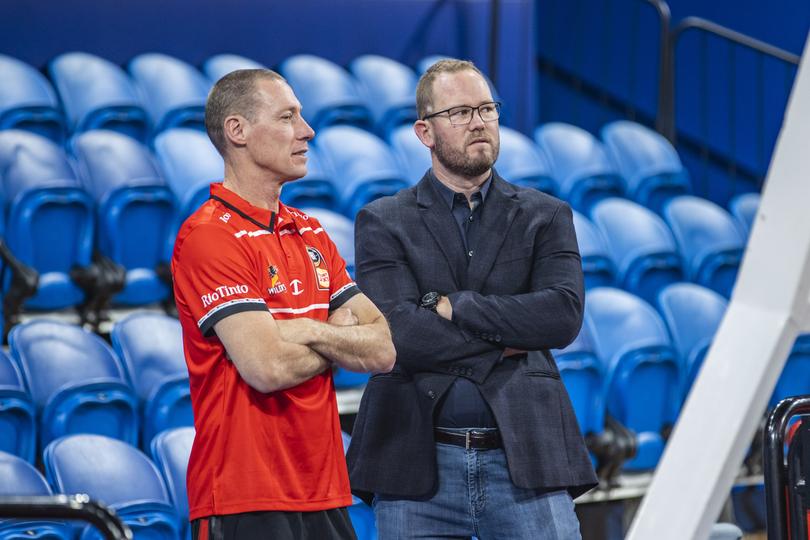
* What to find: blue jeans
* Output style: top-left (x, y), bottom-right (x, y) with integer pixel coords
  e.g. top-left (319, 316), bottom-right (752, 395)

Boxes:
top-left (373, 430), bottom-right (582, 539)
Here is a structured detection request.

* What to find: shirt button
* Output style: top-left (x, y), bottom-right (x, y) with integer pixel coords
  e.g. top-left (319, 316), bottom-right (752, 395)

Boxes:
top-left (468, 215), bottom-right (474, 222)
top-left (468, 250), bottom-right (474, 257)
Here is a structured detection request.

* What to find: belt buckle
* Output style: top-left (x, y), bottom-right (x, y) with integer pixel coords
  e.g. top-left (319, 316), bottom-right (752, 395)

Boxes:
top-left (465, 431), bottom-right (471, 450)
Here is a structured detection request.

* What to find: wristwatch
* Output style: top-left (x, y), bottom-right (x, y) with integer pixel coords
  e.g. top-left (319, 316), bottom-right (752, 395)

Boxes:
top-left (420, 291), bottom-right (441, 313)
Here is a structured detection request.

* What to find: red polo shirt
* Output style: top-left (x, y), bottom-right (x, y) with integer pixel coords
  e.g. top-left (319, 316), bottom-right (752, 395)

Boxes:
top-left (171, 182), bottom-right (358, 520)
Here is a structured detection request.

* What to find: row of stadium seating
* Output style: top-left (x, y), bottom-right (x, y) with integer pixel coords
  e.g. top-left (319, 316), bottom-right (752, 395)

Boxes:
top-left (0, 118), bottom-right (758, 321)
top-left (0, 430), bottom-right (376, 540)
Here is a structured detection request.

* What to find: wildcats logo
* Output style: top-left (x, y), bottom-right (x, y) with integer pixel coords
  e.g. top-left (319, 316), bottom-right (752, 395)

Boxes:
top-left (267, 264), bottom-right (287, 295)
top-left (306, 246), bottom-right (330, 290)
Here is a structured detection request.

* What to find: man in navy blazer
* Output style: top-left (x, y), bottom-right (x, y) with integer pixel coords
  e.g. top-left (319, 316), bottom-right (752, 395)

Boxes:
top-left (347, 59), bottom-right (597, 539)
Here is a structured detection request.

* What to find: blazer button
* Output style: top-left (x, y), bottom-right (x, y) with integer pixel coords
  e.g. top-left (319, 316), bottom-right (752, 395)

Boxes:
top-left (495, 335), bottom-right (502, 343)
top-left (428, 390), bottom-right (436, 399)
top-left (465, 368), bottom-right (473, 376)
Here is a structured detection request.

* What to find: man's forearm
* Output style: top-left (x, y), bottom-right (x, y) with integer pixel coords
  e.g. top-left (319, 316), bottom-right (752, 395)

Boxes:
top-left (276, 318), bottom-right (395, 373)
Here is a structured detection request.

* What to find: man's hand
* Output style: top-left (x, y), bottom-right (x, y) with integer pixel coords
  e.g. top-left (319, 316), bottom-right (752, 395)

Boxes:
top-left (436, 295), bottom-right (453, 320)
top-left (328, 307), bottom-right (359, 327)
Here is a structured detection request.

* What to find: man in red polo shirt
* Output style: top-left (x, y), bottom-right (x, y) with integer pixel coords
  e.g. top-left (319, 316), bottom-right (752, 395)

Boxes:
top-left (171, 69), bottom-right (396, 540)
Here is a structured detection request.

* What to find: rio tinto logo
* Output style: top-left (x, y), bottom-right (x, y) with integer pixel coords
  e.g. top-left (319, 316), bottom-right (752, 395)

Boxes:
top-left (201, 284), bottom-right (249, 307)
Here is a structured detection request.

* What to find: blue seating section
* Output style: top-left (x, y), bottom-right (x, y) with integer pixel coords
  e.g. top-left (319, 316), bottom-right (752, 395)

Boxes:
top-left (388, 124), bottom-right (431, 184)
top-left (552, 326), bottom-right (605, 439)
top-left (111, 313), bottom-right (193, 445)
top-left (44, 434), bottom-right (181, 540)
top-left (496, 127), bottom-right (557, 195)
top-left (572, 210), bottom-right (616, 289)
top-left (202, 53), bottom-right (267, 84)
top-left (71, 130), bottom-right (174, 305)
top-left (349, 55), bottom-right (418, 138)
top-left (0, 55), bottom-right (65, 142)
top-left (50, 52), bottom-right (149, 142)
top-left (151, 427), bottom-right (194, 540)
top-left (0, 350), bottom-right (36, 463)
top-left (729, 192), bottom-right (760, 239)
top-left (8, 320), bottom-right (139, 450)
top-left (279, 146), bottom-right (339, 210)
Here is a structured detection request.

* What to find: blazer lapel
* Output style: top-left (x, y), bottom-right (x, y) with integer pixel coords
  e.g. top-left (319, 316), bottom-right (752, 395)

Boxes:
top-left (467, 173), bottom-right (520, 292)
top-left (416, 174), bottom-right (467, 289)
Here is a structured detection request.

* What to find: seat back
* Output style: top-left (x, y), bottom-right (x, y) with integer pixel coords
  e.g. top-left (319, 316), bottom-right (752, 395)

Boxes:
top-left (656, 282), bottom-right (727, 395)
top-left (111, 313), bottom-right (192, 443)
top-left (585, 287), bottom-right (681, 470)
top-left (153, 128), bottom-right (223, 221)
top-left (9, 320), bottom-right (138, 448)
top-left (534, 123), bottom-right (624, 212)
top-left (552, 326), bottom-right (605, 436)
top-left (129, 54), bottom-right (209, 133)
top-left (389, 124), bottom-right (431, 184)
top-left (0, 54), bottom-right (65, 142)
top-left (663, 196), bottom-right (745, 298)
top-left (349, 55), bottom-right (418, 137)
top-left (496, 127), bottom-right (557, 195)
top-left (572, 210), bottom-right (615, 289)
top-left (601, 120), bottom-right (691, 212)
top-left (0, 351), bottom-right (36, 463)
top-left (44, 434), bottom-right (180, 540)
top-left (301, 208), bottom-right (355, 276)
top-left (728, 192), bottom-right (760, 239)
top-left (279, 55), bottom-right (372, 131)
top-left (0, 450), bottom-right (72, 539)
top-left (0, 130), bottom-right (94, 309)
top-left (316, 126), bottom-right (409, 216)
top-left (49, 52), bottom-right (148, 141)
top-left (72, 130), bottom-right (175, 305)
top-left (202, 53), bottom-right (267, 83)
top-left (150, 427), bottom-right (194, 529)
top-left (591, 198), bottom-right (683, 304)
top-left (279, 146), bottom-right (339, 210)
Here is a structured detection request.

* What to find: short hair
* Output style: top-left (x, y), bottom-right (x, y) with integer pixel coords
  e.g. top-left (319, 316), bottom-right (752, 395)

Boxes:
top-left (415, 59), bottom-right (486, 120)
top-left (205, 69), bottom-right (285, 156)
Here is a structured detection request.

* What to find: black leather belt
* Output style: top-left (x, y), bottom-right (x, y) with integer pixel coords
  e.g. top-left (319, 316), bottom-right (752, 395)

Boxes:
top-left (434, 429), bottom-right (502, 450)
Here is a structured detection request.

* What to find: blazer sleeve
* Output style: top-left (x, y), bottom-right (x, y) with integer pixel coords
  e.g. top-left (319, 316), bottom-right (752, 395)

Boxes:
top-left (447, 201), bottom-right (585, 351)
top-left (355, 204), bottom-right (502, 376)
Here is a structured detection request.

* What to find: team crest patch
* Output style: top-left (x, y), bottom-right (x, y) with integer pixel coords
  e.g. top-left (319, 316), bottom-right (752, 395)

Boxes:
top-left (306, 246), bottom-right (330, 290)
top-left (267, 264), bottom-right (287, 295)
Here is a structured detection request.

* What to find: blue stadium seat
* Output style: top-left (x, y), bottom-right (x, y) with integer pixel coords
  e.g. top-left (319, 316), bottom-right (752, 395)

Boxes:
top-left (153, 128), bottom-right (223, 223)
top-left (496, 127), bottom-right (557, 195)
top-left (337, 431), bottom-right (377, 540)
top-left (128, 54), bottom-right (209, 134)
top-left (279, 146), bottom-right (339, 210)
top-left (202, 53), bottom-right (267, 83)
top-left (278, 55), bottom-right (372, 132)
top-left (534, 123), bottom-right (625, 213)
top-left (662, 196), bottom-right (745, 298)
top-left (315, 126), bottom-right (409, 217)
top-left (8, 320), bottom-right (138, 449)
top-left (0, 350), bottom-right (35, 463)
top-left (71, 130), bottom-right (175, 305)
top-left (49, 52), bottom-right (149, 142)
top-left (552, 327), bottom-right (605, 439)
top-left (656, 282), bottom-right (727, 396)
top-left (0, 450), bottom-right (71, 540)
top-left (584, 287), bottom-right (681, 471)
top-left (44, 434), bottom-right (181, 540)
top-left (388, 124), bottom-right (431, 184)
top-left (349, 55), bottom-right (418, 137)
top-left (572, 210), bottom-right (616, 289)
top-left (0, 130), bottom-right (94, 310)
top-left (111, 313), bottom-right (192, 445)
top-left (150, 427), bottom-right (194, 540)
top-left (728, 192), bottom-right (760, 239)
top-left (601, 120), bottom-right (691, 213)
top-left (590, 198), bottom-right (684, 304)
top-left (772, 334), bottom-right (810, 409)
top-left (0, 55), bottom-right (65, 142)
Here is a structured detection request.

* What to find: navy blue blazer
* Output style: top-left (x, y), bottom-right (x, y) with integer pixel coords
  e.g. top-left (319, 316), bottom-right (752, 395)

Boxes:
top-left (347, 171), bottom-right (598, 500)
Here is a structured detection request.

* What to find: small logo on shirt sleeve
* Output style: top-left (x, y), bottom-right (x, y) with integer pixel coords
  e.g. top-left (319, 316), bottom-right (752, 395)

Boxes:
top-left (201, 284), bottom-right (249, 307)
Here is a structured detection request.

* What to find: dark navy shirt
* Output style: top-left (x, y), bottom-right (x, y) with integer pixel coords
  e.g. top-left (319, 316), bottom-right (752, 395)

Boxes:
top-left (429, 171), bottom-right (498, 429)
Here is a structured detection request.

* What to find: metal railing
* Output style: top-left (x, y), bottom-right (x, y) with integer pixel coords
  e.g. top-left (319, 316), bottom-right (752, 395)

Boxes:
top-left (0, 495), bottom-right (132, 540)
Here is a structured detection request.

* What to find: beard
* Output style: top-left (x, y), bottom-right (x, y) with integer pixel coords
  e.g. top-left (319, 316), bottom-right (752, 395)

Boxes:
top-left (434, 130), bottom-right (499, 178)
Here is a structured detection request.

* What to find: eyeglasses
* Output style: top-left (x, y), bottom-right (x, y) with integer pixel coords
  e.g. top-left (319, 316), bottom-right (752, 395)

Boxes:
top-left (422, 101), bottom-right (502, 126)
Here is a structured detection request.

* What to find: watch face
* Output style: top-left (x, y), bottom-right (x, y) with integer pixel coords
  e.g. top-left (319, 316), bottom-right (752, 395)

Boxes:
top-left (421, 292), bottom-right (439, 308)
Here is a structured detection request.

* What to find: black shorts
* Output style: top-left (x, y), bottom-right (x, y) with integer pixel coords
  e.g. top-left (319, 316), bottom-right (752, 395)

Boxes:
top-left (191, 508), bottom-right (357, 540)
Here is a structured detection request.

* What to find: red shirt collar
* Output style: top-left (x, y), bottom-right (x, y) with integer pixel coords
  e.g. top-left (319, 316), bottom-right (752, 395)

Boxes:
top-left (209, 182), bottom-right (297, 232)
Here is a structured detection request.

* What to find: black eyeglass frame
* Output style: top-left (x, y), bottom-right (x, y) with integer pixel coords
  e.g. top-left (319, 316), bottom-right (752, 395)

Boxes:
top-left (421, 101), bottom-right (502, 125)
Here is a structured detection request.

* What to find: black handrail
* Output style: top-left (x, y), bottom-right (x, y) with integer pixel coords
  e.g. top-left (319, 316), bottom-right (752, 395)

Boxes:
top-left (488, 0), bottom-right (501, 90)
top-left (764, 396), bottom-right (810, 540)
top-left (0, 495), bottom-right (132, 540)
top-left (642, 0), bottom-right (672, 135)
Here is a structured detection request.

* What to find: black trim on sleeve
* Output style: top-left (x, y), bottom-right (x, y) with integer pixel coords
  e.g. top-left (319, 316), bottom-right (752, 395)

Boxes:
top-left (201, 301), bottom-right (268, 337)
top-left (329, 284), bottom-right (362, 312)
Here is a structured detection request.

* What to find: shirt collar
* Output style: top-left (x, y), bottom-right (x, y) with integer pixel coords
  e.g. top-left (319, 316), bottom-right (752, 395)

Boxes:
top-left (209, 182), bottom-right (297, 232)
top-left (428, 169), bottom-right (492, 210)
